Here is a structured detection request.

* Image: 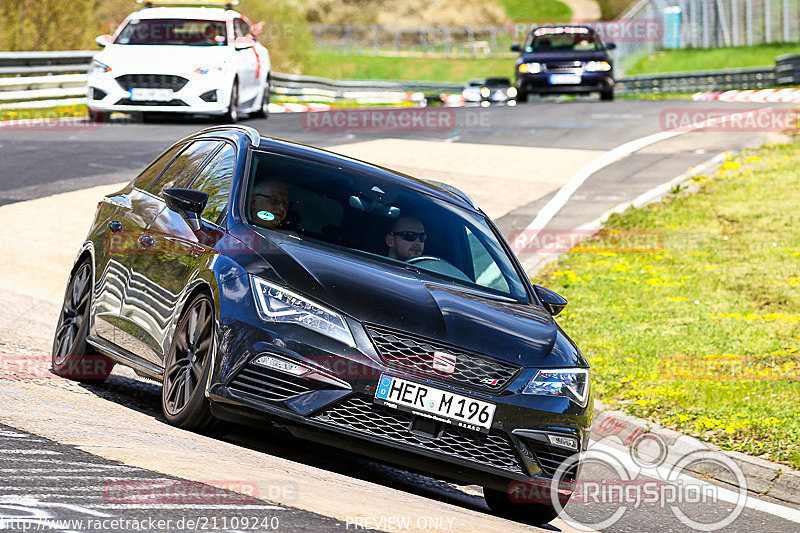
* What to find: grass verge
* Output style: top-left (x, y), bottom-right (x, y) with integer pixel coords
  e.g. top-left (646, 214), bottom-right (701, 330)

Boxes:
top-left (305, 53), bottom-right (514, 82)
top-left (0, 104), bottom-right (88, 122)
top-left (490, 0), bottom-right (571, 21)
top-left (626, 43), bottom-right (800, 75)
top-left (532, 142), bottom-right (800, 468)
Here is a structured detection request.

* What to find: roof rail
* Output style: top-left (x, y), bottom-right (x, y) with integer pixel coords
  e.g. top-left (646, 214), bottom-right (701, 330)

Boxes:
top-left (423, 180), bottom-right (475, 208)
top-left (199, 124), bottom-right (261, 147)
top-left (137, 0), bottom-right (239, 9)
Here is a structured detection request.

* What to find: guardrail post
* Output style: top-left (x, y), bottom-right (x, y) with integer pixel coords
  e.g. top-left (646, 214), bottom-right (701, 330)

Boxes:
top-left (764, 0), bottom-right (772, 43)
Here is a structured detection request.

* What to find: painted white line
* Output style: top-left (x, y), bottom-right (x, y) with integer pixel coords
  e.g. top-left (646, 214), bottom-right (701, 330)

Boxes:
top-left (88, 504), bottom-right (286, 510)
top-left (522, 107), bottom-right (779, 236)
top-left (0, 449), bottom-right (60, 455)
top-left (591, 440), bottom-right (800, 524)
top-left (575, 151), bottom-right (729, 231)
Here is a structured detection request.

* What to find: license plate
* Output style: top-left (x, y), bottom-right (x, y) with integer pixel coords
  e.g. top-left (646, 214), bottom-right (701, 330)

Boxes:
top-left (375, 375), bottom-right (496, 433)
top-left (129, 88), bottom-right (174, 101)
top-left (549, 74), bottom-right (581, 85)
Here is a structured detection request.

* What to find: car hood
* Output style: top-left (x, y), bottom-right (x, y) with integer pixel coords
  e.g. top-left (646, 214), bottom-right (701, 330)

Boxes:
top-left (519, 50), bottom-right (610, 64)
top-left (233, 228), bottom-right (582, 368)
top-left (98, 45), bottom-right (230, 74)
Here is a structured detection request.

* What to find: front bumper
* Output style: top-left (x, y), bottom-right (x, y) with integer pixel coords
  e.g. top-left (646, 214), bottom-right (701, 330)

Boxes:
top-left (517, 71), bottom-right (613, 94)
top-left (87, 70), bottom-right (232, 115)
top-left (207, 312), bottom-right (592, 491)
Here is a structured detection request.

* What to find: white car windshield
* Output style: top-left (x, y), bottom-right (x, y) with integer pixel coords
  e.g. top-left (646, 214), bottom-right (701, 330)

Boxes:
top-left (115, 19), bottom-right (228, 46)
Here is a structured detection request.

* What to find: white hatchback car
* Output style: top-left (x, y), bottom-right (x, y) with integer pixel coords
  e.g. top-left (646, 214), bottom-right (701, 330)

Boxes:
top-left (87, 1), bottom-right (270, 122)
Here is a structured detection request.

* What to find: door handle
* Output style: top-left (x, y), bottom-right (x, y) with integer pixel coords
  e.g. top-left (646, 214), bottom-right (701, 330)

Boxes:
top-left (109, 221), bottom-right (123, 233)
top-left (138, 235), bottom-right (155, 248)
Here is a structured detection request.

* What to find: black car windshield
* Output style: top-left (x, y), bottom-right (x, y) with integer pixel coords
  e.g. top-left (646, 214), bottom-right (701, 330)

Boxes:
top-left (246, 150), bottom-right (529, 302)
top-left (115, 19), bottom-right (228, 46)
top-left (526, 27), bottom-right (601, 52)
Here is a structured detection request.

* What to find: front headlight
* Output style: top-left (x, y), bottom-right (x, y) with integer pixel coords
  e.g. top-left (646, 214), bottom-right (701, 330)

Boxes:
top-left (584, 61), bottom-right (612, 72)
top-left (89, 60), bottom-right (112, 76)
top-left (518, 62), bottom-right (541, 74)
top-left (250, 276), bottom-right (356, 347)
top-left (522, 368), bottom-right (589, 407)
top-left (507, 87), bottom-right (518, 97)
top-left (480, 87), bottom-right (491, 98)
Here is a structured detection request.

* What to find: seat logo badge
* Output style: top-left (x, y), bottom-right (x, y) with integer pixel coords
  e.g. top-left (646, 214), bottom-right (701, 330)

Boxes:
top-left (432, 351), bottom-right (456, 374)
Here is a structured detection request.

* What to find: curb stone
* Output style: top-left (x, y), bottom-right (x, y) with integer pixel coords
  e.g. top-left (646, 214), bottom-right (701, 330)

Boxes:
top-left (590, 400), bottom-right (799, 506)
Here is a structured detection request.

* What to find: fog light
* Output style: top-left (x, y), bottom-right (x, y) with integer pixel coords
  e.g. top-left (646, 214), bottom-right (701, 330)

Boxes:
top-left (253, 354), bottom-right (309, 376)
top-left (548, 434), bottom-right (578, 450)
top-left (200, 90), bottom-right (218, 102)
top-left (90, 87), bottom-right (107, 100)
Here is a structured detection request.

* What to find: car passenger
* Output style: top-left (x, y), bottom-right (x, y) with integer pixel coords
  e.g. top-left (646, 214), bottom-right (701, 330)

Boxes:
top-left (385, 216), bottom-right (426, 261)
top-left (250, 179), bottom-right (289, 229)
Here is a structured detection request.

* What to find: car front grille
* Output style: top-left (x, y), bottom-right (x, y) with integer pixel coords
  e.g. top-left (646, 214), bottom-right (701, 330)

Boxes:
top-left (114, 99), bottom-right (189, 107)
top-left (314, 395), bottom-right (524, 474)
top-left (527, 441), bottom-right (579, 480)
top-left (365, 325), bottom-right (520, 392)
top-left (229, 362), bottom-right (322, 403)
top-left (545, 62), bottom-right (583, 72)
top-left (116, 74), bottom-right (188, 92)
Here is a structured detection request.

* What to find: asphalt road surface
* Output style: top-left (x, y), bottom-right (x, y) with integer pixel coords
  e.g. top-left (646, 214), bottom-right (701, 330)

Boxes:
top-left (1, 98), bottom-right (798, 532)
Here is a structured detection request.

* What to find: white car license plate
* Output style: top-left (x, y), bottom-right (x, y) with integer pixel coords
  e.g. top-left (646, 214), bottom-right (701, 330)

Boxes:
top-left (129, 88), bottom-right (174, 101)
top-left (549, 74), bottom-right (581, 85)
top-left (375, 374), bottom-right (496, 433)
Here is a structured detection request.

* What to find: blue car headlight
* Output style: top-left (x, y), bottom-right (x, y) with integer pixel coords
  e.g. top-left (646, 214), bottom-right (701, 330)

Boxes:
top-left (250, 275), bottom-right (356, 347)
top-left (522, 368), bottom-right (589, 407)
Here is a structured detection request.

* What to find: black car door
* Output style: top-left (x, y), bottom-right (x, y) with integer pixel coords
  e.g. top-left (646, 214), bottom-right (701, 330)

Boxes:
top-left (115, 140), bottom-right (223, 363)
top-left (92, 142), bottom-right (184, 343)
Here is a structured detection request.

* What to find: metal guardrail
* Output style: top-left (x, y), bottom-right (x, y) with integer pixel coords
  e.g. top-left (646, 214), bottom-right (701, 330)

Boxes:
top-left (1, 50), bottom-right (799, 109)
top-left (617, 66), bottom-right (777, 94)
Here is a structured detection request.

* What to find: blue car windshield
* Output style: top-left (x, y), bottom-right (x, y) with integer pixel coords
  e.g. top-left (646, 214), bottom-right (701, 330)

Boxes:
top-left (115, 19), bottom-right (228, 46)
top-left (526, 28), bottom-right (601, 52)
top-left (246, 150), bottom-right (530, 302)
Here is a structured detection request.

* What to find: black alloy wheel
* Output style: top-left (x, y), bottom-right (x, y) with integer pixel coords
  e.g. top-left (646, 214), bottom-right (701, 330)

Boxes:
top-left (162, 293), bottom-right (225, 433)
top-left (52, 260), bottom-right (113, 383)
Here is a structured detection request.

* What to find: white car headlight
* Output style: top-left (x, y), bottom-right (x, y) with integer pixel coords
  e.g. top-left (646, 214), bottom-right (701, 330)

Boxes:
top-left (507, 87), bottom-right (518, 97)
top-left (584, 61), bottom-right (612, 72)
top-left (522, 368), bottom-right (589, 407)
top-left (518, 62), bottom-right (541, 74)
top-left (250, 276), bottom-right (356, 347)
top-left (89, 60), bottom-right (112, 76)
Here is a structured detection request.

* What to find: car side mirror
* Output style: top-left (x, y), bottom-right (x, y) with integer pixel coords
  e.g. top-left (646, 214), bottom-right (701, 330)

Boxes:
top-left (234, 37), bottom-right (255, 50)
top-left (510, 44), bottom-right (521, 53)
top-left (163, 188), bottom-right (208, 231)
top-left (605, 42), bottom-right (617, 50)
top-left (95, 34), bottom-right (112, 47)
top-left (533, 284), bottom-right (568, 316)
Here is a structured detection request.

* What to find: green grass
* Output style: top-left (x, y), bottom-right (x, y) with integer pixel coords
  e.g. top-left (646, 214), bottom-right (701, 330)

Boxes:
top-left (0, 104), bottom-right (88, 122)
top-left (305, 52), bottom-right (514, 82)
top-left (489, 0), bottom-right (571, 21)
top-left (533, 143), bottom-right (800, 468)
top-left (626, 43), bottom-right (800, 75)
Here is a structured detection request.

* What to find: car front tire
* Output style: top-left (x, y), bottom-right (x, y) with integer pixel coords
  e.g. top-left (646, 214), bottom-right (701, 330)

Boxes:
top-left (225, 81), bottom-right (240, 123)
top-left (252, 76), bottom-right (270, 119)
top-left (600, 87), bottom-right (615, 101)
top-left (162, 292), bottom-right (225, 434)
top-left (483, 487), bottom-right (561, 524)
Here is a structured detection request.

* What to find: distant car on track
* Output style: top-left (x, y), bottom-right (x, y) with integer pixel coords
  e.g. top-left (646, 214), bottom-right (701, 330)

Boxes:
top-left (512, 25), bottom-right (615, 102)
top-left (53, 125), bottom-right (591, 524)
top-left (87, 0), bottom-right (270, 122)
top-left (461, 78), bottom-right (518, 106)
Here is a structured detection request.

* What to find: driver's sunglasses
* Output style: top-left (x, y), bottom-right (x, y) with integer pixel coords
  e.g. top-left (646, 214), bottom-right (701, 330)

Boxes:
top-left (253, 193), bottom-right (289, 209)
top-left (392, 231), bottom-right (427, 243)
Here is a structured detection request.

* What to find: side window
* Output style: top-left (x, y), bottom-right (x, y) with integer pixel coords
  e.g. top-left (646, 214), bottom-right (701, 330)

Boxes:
top-left (133, 143), bottom-right (184, 191)
top-left (233, 19), bottom-right (244, 38)
top-left (151, 140), bottom-right (221, 196)
top-left (190, 143), bottom-right (236, 224)
top-left (466, 227), bottom-right (511, 294)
